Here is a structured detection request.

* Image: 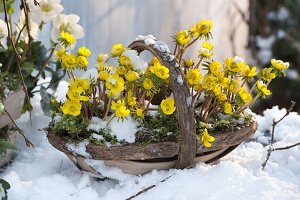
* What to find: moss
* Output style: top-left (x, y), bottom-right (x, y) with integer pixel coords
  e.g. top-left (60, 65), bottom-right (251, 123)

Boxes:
top-left (89, 128), bottom-right (119, 145)
top-left (135, 114), bottom-right (179, 144)
top-left (50, 115), bottom-right (90, 140)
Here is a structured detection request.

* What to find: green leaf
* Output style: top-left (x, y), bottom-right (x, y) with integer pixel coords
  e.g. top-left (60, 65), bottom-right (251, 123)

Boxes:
top-left (40, 86), bottom-right (52, 116)
top-left (0, 0), bottom-right (15, 13)
top-left (21, 62), bottom-right (35, 78)
top-left (0, 139), bottom-right (16, 156)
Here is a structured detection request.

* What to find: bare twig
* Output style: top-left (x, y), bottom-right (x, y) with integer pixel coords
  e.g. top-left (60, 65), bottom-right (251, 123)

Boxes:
top-left (125, 175), bottom-right (173, 200)
top-left (2, 0), bottom-right (32, 111)
top-left (4, 108), bottom-right (34, 148)
top-left (261, 101), bottom-right (296, 169)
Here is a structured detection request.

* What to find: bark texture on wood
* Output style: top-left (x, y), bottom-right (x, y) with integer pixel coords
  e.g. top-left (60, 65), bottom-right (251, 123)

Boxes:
top-left (128, 40), bottom-right (197, 169)
top-left (47, 120), bottom-right (257, 161)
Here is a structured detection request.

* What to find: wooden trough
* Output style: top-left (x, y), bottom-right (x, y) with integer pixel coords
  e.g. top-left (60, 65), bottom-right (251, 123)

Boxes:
top-left (47, 39), bottom-right (258, 176)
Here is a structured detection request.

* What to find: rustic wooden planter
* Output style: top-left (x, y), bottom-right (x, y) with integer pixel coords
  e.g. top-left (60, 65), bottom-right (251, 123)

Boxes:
top-left (0, 88), bottom-right (25, 129)
top-left (47, 39), bottom-right (258, 176)
top-left (47, 120), bottom-right (257, 176)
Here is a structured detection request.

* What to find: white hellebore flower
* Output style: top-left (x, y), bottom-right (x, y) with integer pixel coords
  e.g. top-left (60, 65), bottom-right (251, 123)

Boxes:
top-left (0, 20), bottom-right (8, 39)
top-left (17, 11), bottom-right (39, 42)
top-left (51, 14), bottom-right (84, 43)
top-left (30, 0), bottom-right (64, 24)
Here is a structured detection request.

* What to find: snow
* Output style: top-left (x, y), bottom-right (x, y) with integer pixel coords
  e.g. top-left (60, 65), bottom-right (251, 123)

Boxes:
top-left (176, 75), bottom-right (183, 86)
top-left (87, 116), bottom-right (138, 144)
top-left (109, 116), bottom-right (138, 143)
top-left (122, 50), bottom-right (148, 71)
top-left (1, 84), bottom-right (300, 199)
top-left (136, 35), bottom-right (157, 46)
top-left (67, 141), bottom-right (91, 158)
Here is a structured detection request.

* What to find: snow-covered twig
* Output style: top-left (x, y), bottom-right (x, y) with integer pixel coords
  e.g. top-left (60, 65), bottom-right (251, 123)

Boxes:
top-left (261, 101), bottom-right (297, 169)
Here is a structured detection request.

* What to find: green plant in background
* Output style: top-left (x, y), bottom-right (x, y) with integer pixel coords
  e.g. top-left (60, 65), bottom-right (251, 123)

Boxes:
top-left (0, 178), bottom-right (10, 200)
top-left (249, 0), bottom-right (300, 113)
top-left (0, 0), bottom-right (67, 115)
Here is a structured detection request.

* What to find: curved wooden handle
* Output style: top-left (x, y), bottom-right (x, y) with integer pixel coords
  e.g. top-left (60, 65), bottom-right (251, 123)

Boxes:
top-left (128, 40), bottom-right (197, 169)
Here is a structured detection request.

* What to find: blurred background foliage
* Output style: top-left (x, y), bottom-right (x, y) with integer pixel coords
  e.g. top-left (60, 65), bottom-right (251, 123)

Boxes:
top-left (249, 0), bottom-right (300, 113)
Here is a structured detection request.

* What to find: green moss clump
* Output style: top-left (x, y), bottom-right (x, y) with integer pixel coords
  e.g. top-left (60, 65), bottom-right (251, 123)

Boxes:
top-left (50, 115), bottom-right (90, 139)
top-left (135, 114), bottom-right (179, 144)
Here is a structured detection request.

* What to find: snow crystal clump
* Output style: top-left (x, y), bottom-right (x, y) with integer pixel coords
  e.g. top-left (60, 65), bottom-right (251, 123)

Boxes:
top-left (176, 75), bottom-right (183, 86)
top-left (91, 133), bottom-right (104, 141)
top-left (186, 96), bottom-right (192, 107)
top-left (87, 117), bottom-right (107, 132)
top-left (67, 140), bottom-right (91, 158)
top-left (122, 49), bottom-right (148, 71)
top-left (136, 34), bottom-right (156, 46)
top-left (153, 40), bottom-right (171, 54)
top-left (109, 116), bottom-right (138, 143)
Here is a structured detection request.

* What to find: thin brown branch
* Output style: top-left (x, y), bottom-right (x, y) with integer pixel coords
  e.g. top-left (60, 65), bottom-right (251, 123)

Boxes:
top-left (126, 175), bottom-right (173, 200)
top-left (4, 108), bottom-right (34, 147)
top-left (262, 101), bottom-right (296, 169)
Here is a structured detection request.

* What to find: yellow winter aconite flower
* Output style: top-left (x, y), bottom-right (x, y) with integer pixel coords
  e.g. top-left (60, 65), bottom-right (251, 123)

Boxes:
top-left (125, 71), bottom-right (139, 82)
top-left (60, 99), bottom-right (81, 116)
top-left (160, 98), bottom-right (176, 115)
top-left (143, 78), bottom-right (154, 90)
top-left (77, 56), bottom-right (89, 68)
top-left (196, 20), bottom-right (213, 35)
top-left (201, 129), bottom-right (215, 148)
top-left (62, 54), bottom-right (77, 69)
top-left (256, 81), bottom-right (271, 96)
top-left (119, 55), bottom-right (131, 66)
top-left (150, 63), bottom-right (170, 80)
top-left (135, 108), bottom-right (144, 118)
top-left (224, 58), bottom-right (243, 74)
top-left (110, 43), bottom-right (125, 57)
top-left (242, 65), bottom-right (258, 78)
top-left (105, 74), bottom-right (125, 96)
top-left (271, 59), bottom-right (289, 71)
top-left (78, 46), bottom-right (91, 57)
top-left (217, 73), bottom-right (230, 88)
top-left (229, 80), bottom-right (240, 93)
top-left (116, 65), bottom-right (127, 76)
top-left (60, 31), bottom-right (76, 46)
top-left (54, 47), bottom-right (66, 60)
top-left (186, 69), bottom-right (202, 86)
top-left (97, 53), bottom-right (109, 63)
top-left (111, 99), bottom-right (125, 110)
top-left (202, 74), bottom-right (217, 90)
top-left (209, 61), bottom-right (222, 76)
top-left (199, 42), bottom-right (214, 58)
top-left (223, 102), bottom-right (232, 114)
top-left (184, 59), bottom-right (194, 68)
top-left (217, 93), bottom-right (227, 102)
top-left (67, 86), bottom-right (89, 102)
top-left (261, 68), bottom-right (276, 82)
top-left (70, 78), bottom-right (90, 91)
top-left (189, 25), bottom-right (199, 37)
top-left (127, 90), bottom-right (137, 107)
top-left (194, 84), bottom-right (203, 91)
top-left (238, 88), bottom-right (252, 104)
top-left (176, 30), bottom-right (191, 45)
top-left (115, 105), bottom-right (130, 118)
top-left (98, 70), bottom-right (110, 81)
top-left (151, 57), bottom-right (160, 65)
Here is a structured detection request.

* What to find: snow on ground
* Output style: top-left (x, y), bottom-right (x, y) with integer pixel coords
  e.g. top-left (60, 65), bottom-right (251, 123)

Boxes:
top-left (1, 85), bottom-right (300, 199)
